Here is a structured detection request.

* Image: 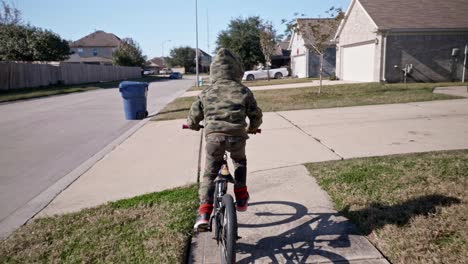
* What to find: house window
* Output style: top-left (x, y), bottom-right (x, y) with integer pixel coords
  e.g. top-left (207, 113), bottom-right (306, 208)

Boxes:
top-left (93, 48), bottom-right (98, 56)
top-left (78, 48), bottom-right (83, 55)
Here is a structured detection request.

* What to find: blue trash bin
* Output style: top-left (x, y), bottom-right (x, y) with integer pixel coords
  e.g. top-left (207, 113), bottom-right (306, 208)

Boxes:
top-left (119, 81), bottom-right (149, 120)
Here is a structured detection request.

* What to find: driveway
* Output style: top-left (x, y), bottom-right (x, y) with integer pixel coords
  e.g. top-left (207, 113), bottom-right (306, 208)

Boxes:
top-left (0, 77), bottom-right (193, 225)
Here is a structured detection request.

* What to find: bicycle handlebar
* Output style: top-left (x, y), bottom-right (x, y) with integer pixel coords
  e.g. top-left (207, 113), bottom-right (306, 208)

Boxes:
top-left (182, 124), bottom-right (261, 134)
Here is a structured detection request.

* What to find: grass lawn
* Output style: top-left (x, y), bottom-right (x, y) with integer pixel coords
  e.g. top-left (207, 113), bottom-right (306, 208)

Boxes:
top-left (152, 82), bottom-right (462, 121)
top-left (0, 185), bottom-right (198, 263)
top-left (305, 150), bottom-right (468, 264)
top-left (243, 77), bottom-right (319, 87)
top-left (0, 75), bottom-right (164, 103)
top-left (187, 77), bottom-right (318, 91)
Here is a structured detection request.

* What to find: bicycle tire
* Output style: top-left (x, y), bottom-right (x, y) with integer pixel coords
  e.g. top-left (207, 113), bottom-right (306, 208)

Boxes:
top-left (219, 194), bottom-right (237, 264)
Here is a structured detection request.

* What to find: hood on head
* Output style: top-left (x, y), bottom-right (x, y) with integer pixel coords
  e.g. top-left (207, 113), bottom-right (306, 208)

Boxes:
top-left (210, 48), bottom-right (244, 83)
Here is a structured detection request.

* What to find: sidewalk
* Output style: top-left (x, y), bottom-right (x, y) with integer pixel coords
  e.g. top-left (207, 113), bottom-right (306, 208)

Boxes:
top-left (181, 80), bottom-right (360, 98)
top-left (39, 91), bottom-right (468, 262)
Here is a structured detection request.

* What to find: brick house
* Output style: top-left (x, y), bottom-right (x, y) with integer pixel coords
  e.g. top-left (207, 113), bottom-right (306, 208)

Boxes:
top-left (335, 0), bottom-right (468, 82)
top-left (289, 19), bottom-right (338, 78)
top-left (145, 57), bottom-right (167, 73)
top-left (194, 48), bottom-right (212, 73)
top-left (65, 31), bottom-right (122, 65)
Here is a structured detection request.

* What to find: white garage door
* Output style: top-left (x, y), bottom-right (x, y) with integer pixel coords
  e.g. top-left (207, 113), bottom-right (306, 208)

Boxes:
top-left (291, 55), bottom-right (307, 78)
top-left (342, 44), bottom-right (375, 82)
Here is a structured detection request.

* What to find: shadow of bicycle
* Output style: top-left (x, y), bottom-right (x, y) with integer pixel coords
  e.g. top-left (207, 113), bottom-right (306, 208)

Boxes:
top-left (236, 201), bottom-right (355, 263)
top-left (235, 195), bottom-right (460, 263)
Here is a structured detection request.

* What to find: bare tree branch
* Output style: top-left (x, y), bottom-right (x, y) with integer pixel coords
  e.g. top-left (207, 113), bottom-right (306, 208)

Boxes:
top-left (0, 0), bottom-right (22, 25)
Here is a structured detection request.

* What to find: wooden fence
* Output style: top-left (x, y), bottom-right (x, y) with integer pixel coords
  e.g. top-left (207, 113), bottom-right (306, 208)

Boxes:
top-left (0, 62), bottom-right (142, 91)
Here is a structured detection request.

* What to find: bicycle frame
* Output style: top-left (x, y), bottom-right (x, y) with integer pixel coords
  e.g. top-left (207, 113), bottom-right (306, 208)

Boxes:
top-left (209, 155), bottom-right (235, 235)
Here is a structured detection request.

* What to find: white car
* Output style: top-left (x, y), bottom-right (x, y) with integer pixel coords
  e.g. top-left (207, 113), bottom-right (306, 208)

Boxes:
top-left (160, 68), bottom-right (173, 75)
top-left (242, 67), bottom-right (289, 81)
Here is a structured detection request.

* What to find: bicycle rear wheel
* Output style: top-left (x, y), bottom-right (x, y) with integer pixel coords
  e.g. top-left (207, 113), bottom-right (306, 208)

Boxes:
top-left (219, 194), bottom-right (237, 264)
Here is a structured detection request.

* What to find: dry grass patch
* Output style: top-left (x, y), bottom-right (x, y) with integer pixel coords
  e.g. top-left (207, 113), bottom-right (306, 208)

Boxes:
top-left (243, 77), bottom-right (318, 87)
top-left (151, 82), bottom-right (462, 121)
top-left (187, 77), bottom-right (317, 91)
top-left (0, 186), bottom-right (198, 263)
top-left (151, 96), bottom-right (196, 121)
top-left (305, 150), bottom-right (468, 264)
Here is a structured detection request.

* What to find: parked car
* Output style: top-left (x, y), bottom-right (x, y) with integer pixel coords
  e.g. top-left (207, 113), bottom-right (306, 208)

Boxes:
top-left (160, 68), bottom-right (173, 75)
top-left (143, 70), bottom-right (155, 75)
top-left (242, 66), bottom-right (289, 81)
top-left (169, 72), bottom-right (183, 79)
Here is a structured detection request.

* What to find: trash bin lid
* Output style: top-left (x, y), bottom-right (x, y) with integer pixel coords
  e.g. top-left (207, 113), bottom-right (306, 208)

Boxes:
top-left (119, 81), bottom-right (148, 97)
top-left (119, 81), bottom-right (148, 89)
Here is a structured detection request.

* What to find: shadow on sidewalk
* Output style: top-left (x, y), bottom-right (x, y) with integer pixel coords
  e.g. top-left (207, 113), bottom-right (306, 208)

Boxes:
top-left (236, 195), bottom-right (460, 263)
top-left (236, 201), bottom-right (354, 263)
top-left (341, 194), bottom-right (461, 236)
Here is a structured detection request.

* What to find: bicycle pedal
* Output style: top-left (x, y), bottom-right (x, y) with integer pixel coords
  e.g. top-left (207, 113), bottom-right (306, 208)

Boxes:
top-left (236, 236), bottom-right (242, 240)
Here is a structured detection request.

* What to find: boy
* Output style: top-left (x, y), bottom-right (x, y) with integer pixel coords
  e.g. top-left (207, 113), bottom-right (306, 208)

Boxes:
top-left (187, 48), bottom-right (263, 230)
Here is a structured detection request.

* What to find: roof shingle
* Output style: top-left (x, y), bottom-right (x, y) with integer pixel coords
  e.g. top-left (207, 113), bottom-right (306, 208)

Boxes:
top-left (359, 0), bottom-right (468, 30)
top-left (70, 31), bottom-right (122, 47)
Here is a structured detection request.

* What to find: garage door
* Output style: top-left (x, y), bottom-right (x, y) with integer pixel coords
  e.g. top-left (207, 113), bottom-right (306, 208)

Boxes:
top-left (292, 55), bottom-right (307, 78)
top-left (342, 44), bottom-right (375, 82)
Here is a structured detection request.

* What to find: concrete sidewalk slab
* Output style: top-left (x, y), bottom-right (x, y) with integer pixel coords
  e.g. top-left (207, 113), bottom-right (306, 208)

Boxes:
top-left (279, 99), bottom-right (468, 159)
top-left (181, 80), bottom-right (360, 98)
top-left (434, 86), bottom-right (468, 98)
top-left (189, 165), bottom-right (389, 264)
top-left (198, 112), bottom-right (341, 175)
top-left (39, 120), bottom-right (201, 216)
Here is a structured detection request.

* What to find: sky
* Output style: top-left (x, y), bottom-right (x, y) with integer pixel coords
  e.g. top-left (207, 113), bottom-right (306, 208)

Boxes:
top-left (14, 0), bottom-right (351, 59)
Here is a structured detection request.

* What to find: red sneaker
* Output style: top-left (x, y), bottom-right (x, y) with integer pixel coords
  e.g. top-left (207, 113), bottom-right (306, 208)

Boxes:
top-left (234, 187), bottom-right (250, 212)
top-left (194, 203), bottom-right (213, 231)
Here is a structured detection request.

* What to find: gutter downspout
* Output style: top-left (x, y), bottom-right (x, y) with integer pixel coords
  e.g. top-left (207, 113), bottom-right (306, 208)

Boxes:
top-left (381, 31), bottom-right (389, 82)
top-left (305, 47), bottom-right (310, 78)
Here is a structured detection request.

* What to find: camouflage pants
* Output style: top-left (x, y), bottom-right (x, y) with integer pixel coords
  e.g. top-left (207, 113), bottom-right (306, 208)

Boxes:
top-left (199, 134), bottom-right (247, 204)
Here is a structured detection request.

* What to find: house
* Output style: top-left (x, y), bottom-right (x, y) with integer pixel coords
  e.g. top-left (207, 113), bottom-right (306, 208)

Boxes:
top-left (65, 30), bottom-right (122, 65)
top-left (335, 0), bottom-right (468, 82)
top-left (271, 40), bottom-right (291, 69)
top-left (145, 57), bottom-right (167, 73)
top-left (194, 48), bottom-right (212, 73)
top-left (289, 19), bottom-right (338, 78)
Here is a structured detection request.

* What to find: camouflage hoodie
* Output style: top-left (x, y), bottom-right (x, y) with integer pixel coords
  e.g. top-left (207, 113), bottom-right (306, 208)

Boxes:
top-left (187, 48), bottom-right (263, 137)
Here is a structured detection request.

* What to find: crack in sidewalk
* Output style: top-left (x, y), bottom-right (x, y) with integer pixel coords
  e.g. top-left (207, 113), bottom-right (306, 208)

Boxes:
top-left (276, 112), bottom-right (344, 160)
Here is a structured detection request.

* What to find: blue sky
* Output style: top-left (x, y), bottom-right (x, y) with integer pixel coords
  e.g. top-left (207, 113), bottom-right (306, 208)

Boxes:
top-left (15, 0), bottom-right (350, 59)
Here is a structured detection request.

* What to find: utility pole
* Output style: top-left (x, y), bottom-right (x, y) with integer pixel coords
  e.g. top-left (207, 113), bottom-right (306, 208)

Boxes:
top-left (207, 8), bottom-right (210, 54)
top-left (162, 40), bottom-right (171, 67)
top-left (195, 0), bottom-right (200, 87)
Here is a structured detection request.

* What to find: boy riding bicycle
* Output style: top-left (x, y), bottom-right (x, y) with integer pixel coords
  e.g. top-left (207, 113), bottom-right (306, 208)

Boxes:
top-left (187, 48), bottom-right (263, 230)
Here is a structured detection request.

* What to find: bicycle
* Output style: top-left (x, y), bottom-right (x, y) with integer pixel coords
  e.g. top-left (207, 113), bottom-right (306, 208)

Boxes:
top-left (182, 124), bottom-right (261, 264)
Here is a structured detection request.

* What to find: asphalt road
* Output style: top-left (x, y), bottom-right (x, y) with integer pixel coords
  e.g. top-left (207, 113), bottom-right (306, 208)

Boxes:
top-left (0, 77), bottom-right (194, 223)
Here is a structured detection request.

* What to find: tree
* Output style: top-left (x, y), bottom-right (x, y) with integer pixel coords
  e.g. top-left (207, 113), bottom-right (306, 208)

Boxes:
top-left (112, 38), bottom-right (146, 67)
top-left (259, 21), bottom-right (277, 81)
top-left (216, 16), bottom-right (265, 70)
top-left (0, 24), bottom-right (71, 61)
top-left (0, 0), bottom-right (22, 25)
top-left (283, 8), bottom-right (344, 93)
top-left (165, 46), bottom-right (196, 73)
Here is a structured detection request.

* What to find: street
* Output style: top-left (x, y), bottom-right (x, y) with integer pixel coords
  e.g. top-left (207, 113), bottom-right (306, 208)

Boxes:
top-left (0, 77), bottom-right (193, 223)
